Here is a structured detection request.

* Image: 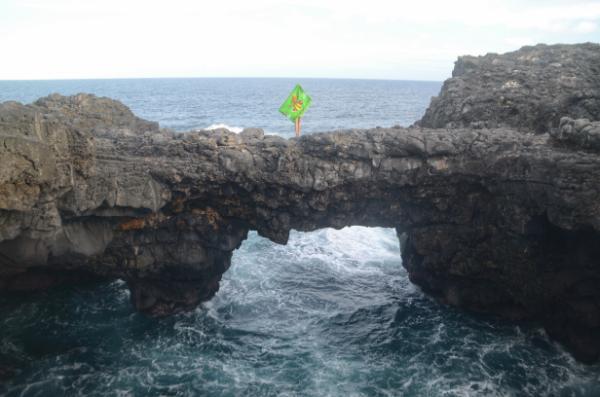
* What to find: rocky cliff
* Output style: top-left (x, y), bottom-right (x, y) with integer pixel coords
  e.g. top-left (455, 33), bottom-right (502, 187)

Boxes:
top-left (418, 43), bottom-right (600, 133)
top-left (1, 43), bottom-right (600, 363)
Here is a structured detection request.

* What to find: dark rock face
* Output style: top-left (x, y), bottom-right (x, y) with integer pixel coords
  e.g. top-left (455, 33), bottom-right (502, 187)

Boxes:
top-left (418, 43), bottom-right (600, 133)
top-left (1, 43), bottom-right (600, 363)
top-left (552, 117), bottom-right (600, 151)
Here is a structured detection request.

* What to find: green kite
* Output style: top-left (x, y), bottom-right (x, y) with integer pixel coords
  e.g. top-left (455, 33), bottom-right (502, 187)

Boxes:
top-left (279, 84), bottom-right (312, 122)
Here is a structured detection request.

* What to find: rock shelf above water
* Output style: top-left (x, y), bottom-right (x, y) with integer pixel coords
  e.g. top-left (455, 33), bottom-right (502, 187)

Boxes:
top-left (1, 43), bottom-right (600, 363)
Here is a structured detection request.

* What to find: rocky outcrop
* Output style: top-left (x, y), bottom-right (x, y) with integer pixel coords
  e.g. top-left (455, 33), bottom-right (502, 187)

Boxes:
top-left (551, 117), bottom-right (600, 151)
top-left (418, 43), bottom-right (600, 133)
top-left (1, 43), bottom-right (600, 363)
top-left (2, 93), bottom-right (600, 363)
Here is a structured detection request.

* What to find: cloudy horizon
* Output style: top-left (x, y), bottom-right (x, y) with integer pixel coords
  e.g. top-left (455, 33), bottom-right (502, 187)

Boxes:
top-left (1, 0), bottom-right (599, 81)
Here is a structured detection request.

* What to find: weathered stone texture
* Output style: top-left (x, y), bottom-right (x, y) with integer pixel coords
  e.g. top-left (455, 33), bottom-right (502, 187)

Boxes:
top-left (1, 43), bottom-right (600, 363)
top-left (418, 43), bottom-right (600, 133)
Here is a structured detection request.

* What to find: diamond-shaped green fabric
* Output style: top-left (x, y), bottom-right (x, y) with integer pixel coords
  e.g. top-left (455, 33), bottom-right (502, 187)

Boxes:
top-left (279, 84), bottom-right (312, 122)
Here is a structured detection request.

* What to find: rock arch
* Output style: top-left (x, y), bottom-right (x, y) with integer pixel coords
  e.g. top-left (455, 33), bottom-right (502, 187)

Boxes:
top-left (1, 43), bottom-right (600, 362)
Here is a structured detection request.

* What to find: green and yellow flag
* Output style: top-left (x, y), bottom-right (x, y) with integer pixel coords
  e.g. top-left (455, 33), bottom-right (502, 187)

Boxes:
top-left (279, 84), bottom-right (312, 122)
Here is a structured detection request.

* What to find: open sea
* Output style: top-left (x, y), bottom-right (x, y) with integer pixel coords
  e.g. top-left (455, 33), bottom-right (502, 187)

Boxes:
top-left (1, 78), bottom-right (599, 396)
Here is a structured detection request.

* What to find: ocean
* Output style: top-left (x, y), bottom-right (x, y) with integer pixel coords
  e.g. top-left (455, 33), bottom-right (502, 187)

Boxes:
top-left (0, 78), bottom-right (599, 396)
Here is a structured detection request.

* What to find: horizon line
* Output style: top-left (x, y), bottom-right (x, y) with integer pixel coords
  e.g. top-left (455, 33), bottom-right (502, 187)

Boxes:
top-left (0, 76), bottom-right (444, 84)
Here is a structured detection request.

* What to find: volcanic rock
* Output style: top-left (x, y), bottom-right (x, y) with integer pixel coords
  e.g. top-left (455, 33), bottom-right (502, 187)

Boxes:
top-left (1, 43), bottom-right (600, 364)
top-left (418, 43), bottom-right (600, 133)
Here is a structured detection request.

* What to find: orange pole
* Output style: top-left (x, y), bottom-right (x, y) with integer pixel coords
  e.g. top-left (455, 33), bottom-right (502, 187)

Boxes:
top-left (295, 117), bottom-right (302, 137)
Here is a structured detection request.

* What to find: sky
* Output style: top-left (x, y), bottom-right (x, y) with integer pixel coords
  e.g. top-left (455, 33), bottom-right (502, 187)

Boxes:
top-left (1, 0), bottom-right (599, 81)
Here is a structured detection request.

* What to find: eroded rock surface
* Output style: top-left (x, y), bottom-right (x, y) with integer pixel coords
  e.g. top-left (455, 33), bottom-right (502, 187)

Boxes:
top-left (552, 117), bottom-right (600, 151)
top-left (418, 43), bottom-right (600, 133)
top-left (1, 43), bottom-right (600, 364)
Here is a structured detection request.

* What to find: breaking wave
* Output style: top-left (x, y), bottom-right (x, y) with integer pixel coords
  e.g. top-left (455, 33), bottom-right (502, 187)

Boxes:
top-left (1, 78), bottom-right (599, 396)
top-left (200, 123), bottom-right (244, 134)
top-left (2, 227), bottom-right (600, 396)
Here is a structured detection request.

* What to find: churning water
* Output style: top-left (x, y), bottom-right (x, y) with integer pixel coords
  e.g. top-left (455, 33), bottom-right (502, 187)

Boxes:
top-left (1, 78), bottom-right (599, 396)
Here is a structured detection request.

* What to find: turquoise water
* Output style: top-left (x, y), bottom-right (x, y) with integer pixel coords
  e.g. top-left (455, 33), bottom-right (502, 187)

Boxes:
top-left (1, 78), bottom-right (599, 396)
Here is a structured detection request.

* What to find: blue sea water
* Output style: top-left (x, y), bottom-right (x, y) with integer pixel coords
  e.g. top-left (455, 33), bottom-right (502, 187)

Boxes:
top-left (0, 78), bottom-right (436, 136)
top-left (1, 78), bottom-right (599, 396)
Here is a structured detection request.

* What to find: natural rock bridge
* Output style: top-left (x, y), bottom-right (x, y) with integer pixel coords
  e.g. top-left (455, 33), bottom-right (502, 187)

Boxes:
top-left (1, 43), bottom-right (600, 363)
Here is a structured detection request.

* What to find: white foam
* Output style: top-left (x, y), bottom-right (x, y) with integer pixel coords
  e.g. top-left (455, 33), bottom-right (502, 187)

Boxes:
top-left (195, 123), bottom-right (285, 136)
top-left (201, 123), bottom-right (244, 134)
top-left (237, 227), bottom-right (400, 276)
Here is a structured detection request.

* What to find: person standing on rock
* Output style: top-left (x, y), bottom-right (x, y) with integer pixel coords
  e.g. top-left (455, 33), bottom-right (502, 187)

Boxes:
top-left (279, 84), bottom-right (312, 137)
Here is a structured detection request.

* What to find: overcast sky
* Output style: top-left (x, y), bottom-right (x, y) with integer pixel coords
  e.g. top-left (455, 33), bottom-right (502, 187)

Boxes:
top-left (1, 0), bottom-right (599, 81)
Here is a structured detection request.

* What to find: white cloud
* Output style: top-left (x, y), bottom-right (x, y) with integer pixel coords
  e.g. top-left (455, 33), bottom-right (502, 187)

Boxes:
top-left (0, 0), bottom-right (599, 80)
top-left (504, 36), bottom-right (536, 48)
top-left (574, 20), bottom-right (598, 33)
